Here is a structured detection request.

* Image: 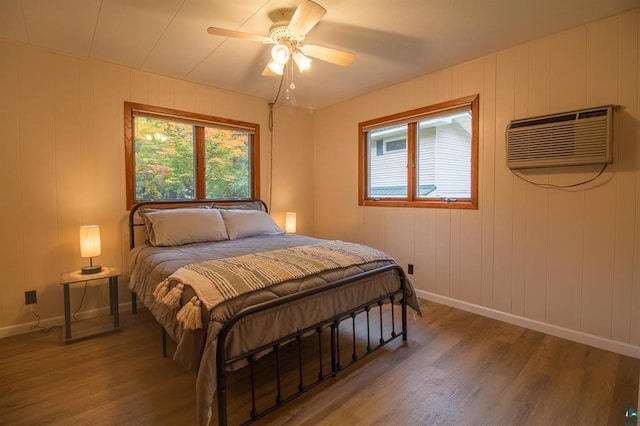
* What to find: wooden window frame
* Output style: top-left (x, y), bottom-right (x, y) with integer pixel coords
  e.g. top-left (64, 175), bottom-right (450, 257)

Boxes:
top-left (124, 102), bottom-right (260, 210)
top-left (358, 94), bottom-right (479, 209)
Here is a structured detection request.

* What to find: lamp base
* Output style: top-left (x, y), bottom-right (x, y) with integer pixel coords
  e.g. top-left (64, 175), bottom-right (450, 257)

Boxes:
top-left (81, 265), bottom-right (102, 274)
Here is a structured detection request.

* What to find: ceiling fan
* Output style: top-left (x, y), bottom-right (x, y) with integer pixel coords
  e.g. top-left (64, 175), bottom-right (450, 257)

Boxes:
top-left (206, 0), bottom-right (355, 77)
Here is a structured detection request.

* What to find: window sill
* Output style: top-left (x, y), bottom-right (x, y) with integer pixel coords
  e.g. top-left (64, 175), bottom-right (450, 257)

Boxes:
top-left (360, 199), bottom-right (477, 209)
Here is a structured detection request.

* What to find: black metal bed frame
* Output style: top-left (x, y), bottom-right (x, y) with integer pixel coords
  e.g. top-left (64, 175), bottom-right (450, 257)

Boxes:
top-left (215, 264), bottom-right (408, 425)
top-left (128, 199), bottom-right (410, 425)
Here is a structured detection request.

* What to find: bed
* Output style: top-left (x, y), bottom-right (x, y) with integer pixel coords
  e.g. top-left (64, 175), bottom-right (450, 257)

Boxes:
top-left (127, 199), bottom-right (421, 425)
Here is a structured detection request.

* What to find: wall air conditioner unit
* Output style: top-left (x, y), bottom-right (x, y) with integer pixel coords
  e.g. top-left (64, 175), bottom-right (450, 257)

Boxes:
top-left (506, 105), bottom-right (615, 169)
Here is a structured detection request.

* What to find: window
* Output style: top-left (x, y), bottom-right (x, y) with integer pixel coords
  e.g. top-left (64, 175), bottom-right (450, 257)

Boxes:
top-left (124, 102), bottom-right (259, 209)
top-left (385, 139), bottom-right (407, 153)
top-left (358, 94), bottom-right (478, 209)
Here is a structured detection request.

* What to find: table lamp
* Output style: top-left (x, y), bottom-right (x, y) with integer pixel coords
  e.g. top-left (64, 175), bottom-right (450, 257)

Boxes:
top-left (80, 225), bottom-right (102, 274)
top-left (285, 212), bottom-right (297, 233)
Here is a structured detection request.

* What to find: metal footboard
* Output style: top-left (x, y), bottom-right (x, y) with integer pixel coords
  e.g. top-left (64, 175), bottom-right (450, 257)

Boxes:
top-left (215, 263), bottom-right (409, 425)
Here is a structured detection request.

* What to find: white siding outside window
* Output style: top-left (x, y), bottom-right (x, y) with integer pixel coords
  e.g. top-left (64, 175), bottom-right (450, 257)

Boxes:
top-left (417, 114), bottom-right (471, 199)
top-left (432, 125), bottom-right (471, 198)
top-left (368, 125), bottom-right (407, 197)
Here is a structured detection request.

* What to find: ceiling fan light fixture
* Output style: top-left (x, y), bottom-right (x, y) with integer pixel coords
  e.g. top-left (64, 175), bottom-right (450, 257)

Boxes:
top-left (271, 44), bottom-right (290, 65)
top-left (206, 0), bottom-right (356, 82)
top-left (268, 59), bottom-right (285, 75)
top-left (293, 51), bottom-right (311, 72)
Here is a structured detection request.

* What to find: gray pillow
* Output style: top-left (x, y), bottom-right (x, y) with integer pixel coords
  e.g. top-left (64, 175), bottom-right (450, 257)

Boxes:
top-left (139, 208), bottom-right (229, 246)
top-left (219, 209), bottom-right (283, 240)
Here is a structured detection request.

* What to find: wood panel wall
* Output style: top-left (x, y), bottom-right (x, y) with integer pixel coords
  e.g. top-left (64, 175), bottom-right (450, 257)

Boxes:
top-left (1, 9), bottom-right (638, 357)
top-left (314, 10), bottom-right (640, 354)
top-left (0, 41), bottom-right (314, 334)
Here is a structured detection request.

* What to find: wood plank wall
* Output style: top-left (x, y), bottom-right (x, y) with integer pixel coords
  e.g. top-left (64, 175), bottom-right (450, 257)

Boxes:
top-left (1, 8), bottom-right (638, 359)
top-left (0, 40), bottom-right (315, 334)
top-left (313, 10), bottom-right (640, 354)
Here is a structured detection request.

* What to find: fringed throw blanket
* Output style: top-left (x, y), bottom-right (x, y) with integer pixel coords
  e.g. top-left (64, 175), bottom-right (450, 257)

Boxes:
top-left (152, 241), bottom-right (393, 330)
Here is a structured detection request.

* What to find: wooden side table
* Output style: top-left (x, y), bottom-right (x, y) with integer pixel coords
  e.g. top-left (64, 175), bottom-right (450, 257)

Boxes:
top-left (60, 266), bottom-right (121, 343)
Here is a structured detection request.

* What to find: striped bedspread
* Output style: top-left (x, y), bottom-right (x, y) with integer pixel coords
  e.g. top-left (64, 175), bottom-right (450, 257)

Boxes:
top-left (166, 240), bottom-right (393, 312)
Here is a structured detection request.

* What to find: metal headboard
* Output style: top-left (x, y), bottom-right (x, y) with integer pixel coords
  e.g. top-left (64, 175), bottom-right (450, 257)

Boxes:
top-left (128, 199), bottom-right (268, 249)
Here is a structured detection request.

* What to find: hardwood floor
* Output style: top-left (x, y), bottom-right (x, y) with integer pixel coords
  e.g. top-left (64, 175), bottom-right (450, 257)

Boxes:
top-left (0, 299), bottom-right (637, 425)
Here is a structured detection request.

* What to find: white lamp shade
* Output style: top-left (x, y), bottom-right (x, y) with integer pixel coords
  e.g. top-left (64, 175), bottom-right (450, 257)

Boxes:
top-left (271, 44), bottom-right (290, 65)
top-left (268, 59), bottom-right (285, 75)
top-left (285, 212), bottom-right (297, 233)
top-left (80, 225), bottom-right (102, 258)
top-left (293, 51), bottom-right (311, 72)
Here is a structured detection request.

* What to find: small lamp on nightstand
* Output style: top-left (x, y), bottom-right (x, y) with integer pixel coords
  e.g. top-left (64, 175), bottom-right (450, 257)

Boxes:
top-left (80, 225), bottom-right (102, 274)
top-left (285, 212), bottom-right (297, 234)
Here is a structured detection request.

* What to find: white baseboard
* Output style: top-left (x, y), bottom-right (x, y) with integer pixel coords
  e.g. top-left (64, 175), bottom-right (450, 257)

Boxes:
top-left (5, 292), bottom-right (639, 360)
top-left (416, 289), bottom-right (640, 360)
top-left (0, 302), bottom-right (133, 339)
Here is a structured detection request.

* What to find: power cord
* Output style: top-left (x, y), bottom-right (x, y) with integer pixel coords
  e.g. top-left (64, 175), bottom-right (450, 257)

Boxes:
top-left (510, 163), bottom-right (608, 189)
top-left (267, 71), bottom-right (287, 209)
top-left (28, 305), bottom-right (61, 333)
top-left (28, 305), bottom-right (44, 331)
top-left (72, 281), bottom-right (88, 322)
top-left (27, 280), bottom-right (88, 334)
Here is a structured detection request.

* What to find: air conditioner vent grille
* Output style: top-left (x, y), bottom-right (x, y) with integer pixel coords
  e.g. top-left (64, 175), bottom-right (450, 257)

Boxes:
top-left (506, 106), bottom-right (614, 169)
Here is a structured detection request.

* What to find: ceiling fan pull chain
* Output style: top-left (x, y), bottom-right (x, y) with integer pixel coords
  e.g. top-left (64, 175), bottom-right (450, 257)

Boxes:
top-left (285, 58), bottom-right (296, 100)
top-left (289, 59), bottom-right (296, 90)
top-left (285, 60), bottom-right (290, 100)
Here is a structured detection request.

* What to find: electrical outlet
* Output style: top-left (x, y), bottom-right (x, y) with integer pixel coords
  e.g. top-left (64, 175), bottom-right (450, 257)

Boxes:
top-left (25, 290), bottom-right (37, 305)
top-left (408, 264), bottom-right (414, 275)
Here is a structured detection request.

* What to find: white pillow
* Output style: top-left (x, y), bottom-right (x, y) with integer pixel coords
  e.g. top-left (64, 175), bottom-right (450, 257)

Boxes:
top-left (220, 209), bottom-right (284, 240)
top-left (140, 208), bottom-right (229, 246)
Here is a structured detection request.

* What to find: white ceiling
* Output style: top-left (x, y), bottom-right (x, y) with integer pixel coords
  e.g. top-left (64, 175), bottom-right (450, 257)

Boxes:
top-left (1, 0), bottom-right (639, 109)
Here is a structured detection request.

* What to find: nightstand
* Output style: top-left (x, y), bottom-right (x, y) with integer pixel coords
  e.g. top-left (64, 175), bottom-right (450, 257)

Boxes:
top-left (60, 266), bottom-right (121, 343)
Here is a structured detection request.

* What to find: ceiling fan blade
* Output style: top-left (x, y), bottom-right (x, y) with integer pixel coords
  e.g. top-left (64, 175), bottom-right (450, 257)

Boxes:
top-left (287, 0), bottom-right (327, 36)
top-left (301, 44), bottom-right (355, 67)
top-left (207, 27), bottom-right (270, 43)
